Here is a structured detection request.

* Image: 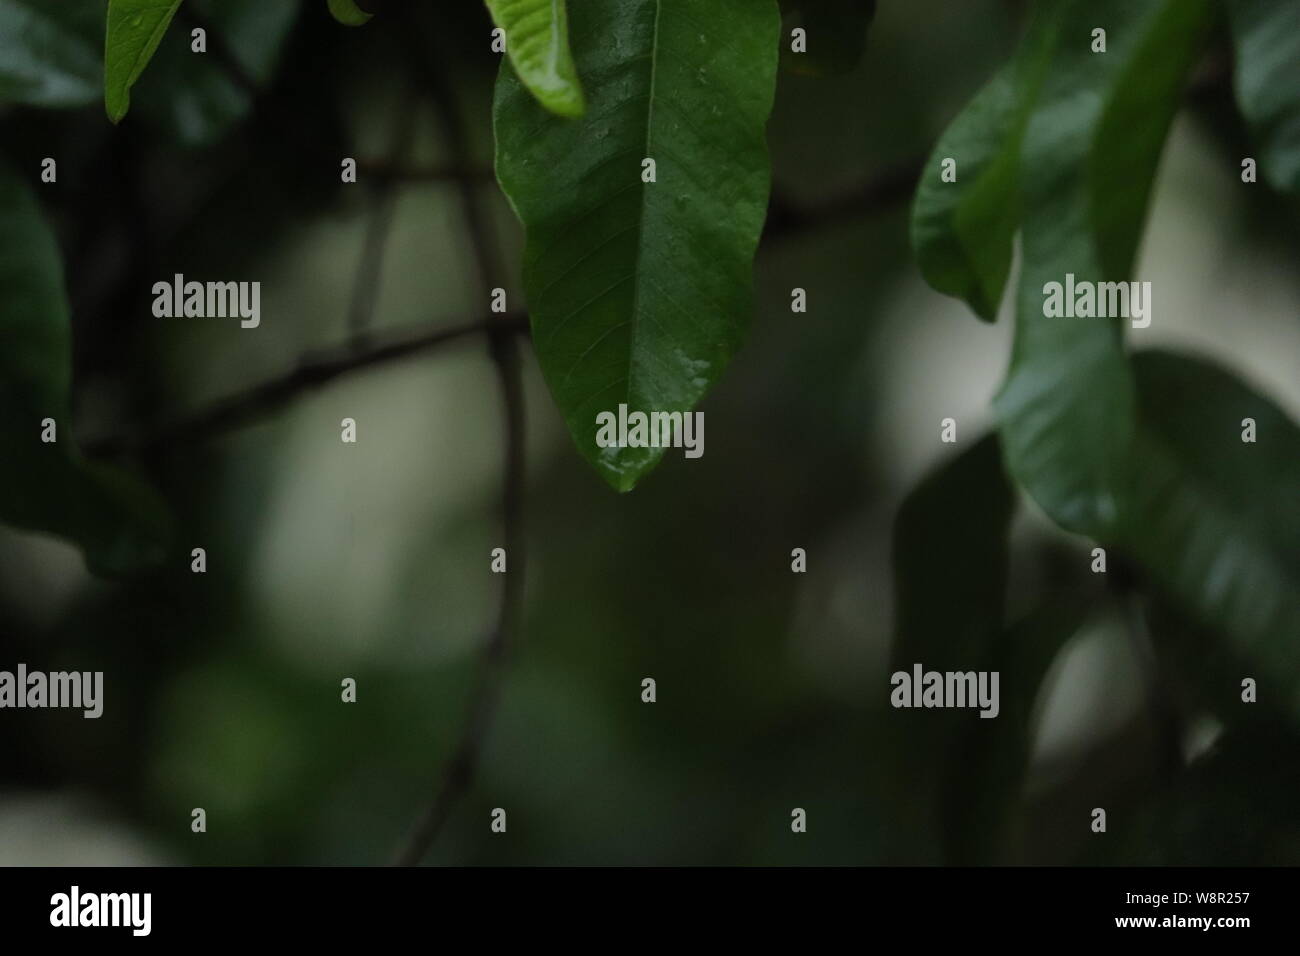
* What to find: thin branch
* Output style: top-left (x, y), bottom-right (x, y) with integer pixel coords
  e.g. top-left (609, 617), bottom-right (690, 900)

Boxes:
top-left (347, 81), bottom-right (419, 342)
top-left (391, 10), bottom-right (527, 867)
top-left (86, 315), bottom-right (526, 457)
top-left (760, 57), bottom-right (1231, 243)
top-left (391, 330), bottom-right (524, 867)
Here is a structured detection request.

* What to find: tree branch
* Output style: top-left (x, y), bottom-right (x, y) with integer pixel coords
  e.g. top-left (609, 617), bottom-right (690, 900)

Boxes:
top-left (391, 10), bottom-right (527, 866)
top-left (390, 329), bottom-right (524, 867)
top-left (85, 315), bottom-right (525, 457)
top-left (347, 80), bottom-right (419, 343)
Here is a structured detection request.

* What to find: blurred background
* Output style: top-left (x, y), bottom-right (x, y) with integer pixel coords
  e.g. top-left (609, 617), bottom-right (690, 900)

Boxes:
top-left (1, 0), bottom-right (1298, 865)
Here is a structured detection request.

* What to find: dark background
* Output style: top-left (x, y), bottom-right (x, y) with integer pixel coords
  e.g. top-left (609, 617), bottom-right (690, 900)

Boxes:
top-left (1, 0), bottom-right (1298, 865)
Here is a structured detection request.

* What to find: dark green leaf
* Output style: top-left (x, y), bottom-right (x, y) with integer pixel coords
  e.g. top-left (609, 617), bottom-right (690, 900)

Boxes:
top-left (893, 434), bottom-right (1014, 666)
top-left (909, 7), bottom-right (1063, 321)
top-left (0, 0), bottom-right (102, 108)
top-left (485, 0), bottom-right (585, 118)
top-left (494, 0), bottom-right (780, 491)
top-left (1101, 719), bottom-right (1300, 865)
top-left (1225, 0), bottom-right (1300, 193)
top-left (994, 0), bottom-right (1213, 536)
top-left (890, 434), bottom-right (1018, 861)
top-left (941, 598), bottom-right (1089, 863)
top-left (1118, 350), bottom-right (1300, 719)
top-left (0, 162), bottom-right (169, 574)
top-left (104, 0), bottom-right (184, 123)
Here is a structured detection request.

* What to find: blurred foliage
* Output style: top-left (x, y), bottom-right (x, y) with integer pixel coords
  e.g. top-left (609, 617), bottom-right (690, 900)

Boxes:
top-left (0, 0), bottom-right (1297, 866)
top-left (0, 162), bottom-right (168, 573)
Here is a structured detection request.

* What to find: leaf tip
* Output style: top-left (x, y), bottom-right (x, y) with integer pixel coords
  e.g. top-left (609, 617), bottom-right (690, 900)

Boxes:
top-left (554, 99), bottom-right (586, 120)
top-left (327, 0), bottom-right (373, 26)
top-left (105, 89), bottom-right (127, 124)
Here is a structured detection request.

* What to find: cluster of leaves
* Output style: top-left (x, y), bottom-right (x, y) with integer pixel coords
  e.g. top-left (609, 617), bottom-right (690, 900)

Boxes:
top-left (0, 0), bottom-right (872, 563)
top-left (902, 0), bottom-right (1300, 853)
top-left (0, 0), bottom-right (301, 572)
top-left (2, 1), bottom-right (1297, 765)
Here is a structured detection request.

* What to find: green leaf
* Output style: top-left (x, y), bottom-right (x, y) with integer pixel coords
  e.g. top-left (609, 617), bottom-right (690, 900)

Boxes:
top-left (1225, 0), bottom-right (1300, 193)
top-left (327, 0), bottom-right (371, 27)
top-left (893, 434), bottom-right (1014, 666)
top-left (1118, 351), bottom-right (1300, 719)
top-left (942, 598), bottom-right (1090, 863)
top-left (0, 162), bottom-right (169, 575)
top-left (1101, 718), bottom-right (1300, 865)
top-left (131, 0), bottom-right (301, 148)
top-left (909, 8), bottom-right (1062, 321)
top-left (781, 0), bottom-right (876, 77)
top-left (994, 0), bottom-right (1213, 536)
top-left (104, 0), bottom-right (184, 123)
top-left (494, 0), bottom-right (781, 491)
top-left (0, 0), bottom-right (102, 108)
top-left (485, 0), bottom-right (585, 118)
top-left (889, 434), bottom-right (1017, 861)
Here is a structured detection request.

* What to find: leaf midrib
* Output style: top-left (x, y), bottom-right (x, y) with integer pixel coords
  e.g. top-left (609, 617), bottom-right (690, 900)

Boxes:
top-left (623, 0), bottom-right (663, 413)
top-left (548, 0), bottom-right (561, 82)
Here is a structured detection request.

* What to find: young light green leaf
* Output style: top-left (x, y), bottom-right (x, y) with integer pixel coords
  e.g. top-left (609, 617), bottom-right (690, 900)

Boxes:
top-left (485, 0), bottom-right (585, 118)
top-left (1225, 0), bottom-right (1300, 193)
top-left (0, 0), bottom-right (102, 108)
top-left (0, 163), bottom-right (169, 574)
top-left (327, 0), bottom-right (371, 27)
top-left (994, 0), bottom-right (1212, 536)
top-left (909, 7), bottom-right (1062, 321)
top-left (494, 0), bottom-right (780, 491)
top-left (1118, 351), bottom-right (1300, 720)
top-left (104, 0), bottom-right (184, 123)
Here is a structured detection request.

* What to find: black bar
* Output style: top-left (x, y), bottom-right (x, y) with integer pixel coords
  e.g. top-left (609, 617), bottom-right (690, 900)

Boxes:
top-left (1, 866), bottom-right (1285, 941)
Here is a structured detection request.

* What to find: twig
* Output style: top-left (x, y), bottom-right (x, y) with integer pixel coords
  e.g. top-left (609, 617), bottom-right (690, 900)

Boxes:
top-left (391, 10), bottom-right (527, 866)
top-left (347, 80), bottom-right (419, 342)
top-left (760, 55), bottom-right (1232, 243)
top-left (85, 315), bottom-right (525, 457)
top-left (390, 329), bottom-right (524, 867)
